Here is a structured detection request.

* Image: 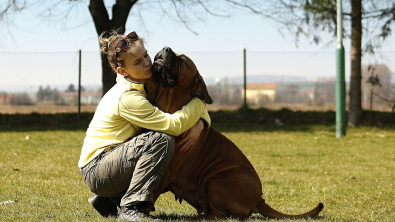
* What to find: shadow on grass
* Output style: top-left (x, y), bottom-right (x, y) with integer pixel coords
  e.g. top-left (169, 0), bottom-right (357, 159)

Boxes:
top-left (250, 215), bottom-right (328, 221)
top-left (155, 212), bottom-right (327, 221)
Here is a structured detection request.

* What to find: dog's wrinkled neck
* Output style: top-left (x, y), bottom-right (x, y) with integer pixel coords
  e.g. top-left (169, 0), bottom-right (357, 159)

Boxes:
top-left (154, 86), bottom-right (167, 111)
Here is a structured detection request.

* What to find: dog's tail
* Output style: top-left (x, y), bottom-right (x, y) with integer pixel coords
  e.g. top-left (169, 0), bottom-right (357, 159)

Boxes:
top-left (257, 199), bottom-right (323, 219)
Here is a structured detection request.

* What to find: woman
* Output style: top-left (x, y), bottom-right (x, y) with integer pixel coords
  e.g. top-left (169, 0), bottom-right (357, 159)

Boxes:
top-left (79, 31), bottom-right (210, 221)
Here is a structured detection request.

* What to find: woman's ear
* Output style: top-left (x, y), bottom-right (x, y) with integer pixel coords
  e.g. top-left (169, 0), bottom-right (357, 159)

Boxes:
top-left (117, 67), bottom-right (127, 77)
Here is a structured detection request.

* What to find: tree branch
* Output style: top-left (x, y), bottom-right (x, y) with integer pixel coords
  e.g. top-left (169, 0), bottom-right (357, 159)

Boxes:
top-left (0, 0), bottom-right (29, 46)
top-left (0, 0), bottom-right (27, 19)
top-left (169, 0), bottom-right (198, 35)
top-left (196, 0), bottom-right (230, 17)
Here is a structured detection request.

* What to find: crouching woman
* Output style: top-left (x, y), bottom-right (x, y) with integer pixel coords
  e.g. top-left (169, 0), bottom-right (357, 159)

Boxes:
top-left (78, 31), bottom-right (210, 221)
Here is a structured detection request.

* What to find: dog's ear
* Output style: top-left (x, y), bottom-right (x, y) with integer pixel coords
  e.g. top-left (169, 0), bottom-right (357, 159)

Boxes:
top-left (192, 72), bottom-right (213, 104)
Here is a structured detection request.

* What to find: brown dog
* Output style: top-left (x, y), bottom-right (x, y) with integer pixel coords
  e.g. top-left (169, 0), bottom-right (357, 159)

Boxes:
top-left (148, 47), bottom-right (323, 220)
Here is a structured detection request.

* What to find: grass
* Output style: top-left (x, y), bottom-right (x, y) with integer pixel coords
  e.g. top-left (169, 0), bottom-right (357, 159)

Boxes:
top-left (1, 123), bottom-right (395, 221)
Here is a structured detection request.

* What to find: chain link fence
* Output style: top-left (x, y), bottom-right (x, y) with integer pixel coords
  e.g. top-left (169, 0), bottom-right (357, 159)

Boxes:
top-left (0, 50), bottom-right (394, 113)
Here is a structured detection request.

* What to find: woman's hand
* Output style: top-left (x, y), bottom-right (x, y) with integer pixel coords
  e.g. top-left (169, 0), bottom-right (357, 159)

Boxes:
top-left (176, 120), bottom-right (205, 153)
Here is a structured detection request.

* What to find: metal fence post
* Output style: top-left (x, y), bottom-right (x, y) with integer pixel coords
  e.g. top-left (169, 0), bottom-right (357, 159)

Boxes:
top-left (336, 0), bottom-right (346, 137)
top-left (78, 49), bottom-right (82, 122)
top-left (243, 48), bottom-right (247, 119)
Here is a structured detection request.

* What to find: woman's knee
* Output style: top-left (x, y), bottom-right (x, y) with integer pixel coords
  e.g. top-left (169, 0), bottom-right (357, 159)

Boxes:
top-left (151, 132), bottom-right (175, 156)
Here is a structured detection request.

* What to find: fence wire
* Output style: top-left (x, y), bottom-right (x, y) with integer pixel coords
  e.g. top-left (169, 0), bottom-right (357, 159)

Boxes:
top-left (0, 50), bottom-right (394, 113)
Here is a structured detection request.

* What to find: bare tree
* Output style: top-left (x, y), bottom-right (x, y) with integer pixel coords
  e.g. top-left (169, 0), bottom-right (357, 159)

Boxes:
top-left (0, 0), bottom-right (28, 42)
top-left (1, 0), bottom-right (268, 95)
top-left (0, 1), bottom-right (27, 23)
top-left (362, 64), bottom-right (392, 107)
top-left (261, 0), bottom-right (395, 126)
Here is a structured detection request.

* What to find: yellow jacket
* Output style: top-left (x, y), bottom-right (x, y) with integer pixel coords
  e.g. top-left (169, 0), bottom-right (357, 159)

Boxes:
top-left (78, 74), bottom-right (210, 168)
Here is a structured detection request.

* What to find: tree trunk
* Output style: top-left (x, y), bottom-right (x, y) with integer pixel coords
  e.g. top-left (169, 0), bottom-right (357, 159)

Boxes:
top-left (88, 0), bottom-right (138, 96)
top-left (101, 54), bottom-right (117, 96)
top-left (348, 0), bottom-right (362, 126)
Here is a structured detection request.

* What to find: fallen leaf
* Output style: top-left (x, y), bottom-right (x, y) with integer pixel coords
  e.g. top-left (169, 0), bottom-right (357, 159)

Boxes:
top-left (0, 200), bottom-right (15, 205)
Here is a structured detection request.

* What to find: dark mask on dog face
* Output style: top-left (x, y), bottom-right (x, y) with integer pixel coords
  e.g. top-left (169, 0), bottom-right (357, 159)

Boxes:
top-left (151, 46), bottom-right (179, 88)
top-left (151, 46), bottom-right (213, 105)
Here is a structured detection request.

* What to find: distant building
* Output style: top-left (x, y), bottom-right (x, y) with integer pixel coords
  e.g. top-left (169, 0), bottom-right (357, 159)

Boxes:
top-left (0, 93), bottom-right (14, 104)
top-left (244, 83), bottom-right (277, 105)
top-left (63, 91), bottom-right (101, 105)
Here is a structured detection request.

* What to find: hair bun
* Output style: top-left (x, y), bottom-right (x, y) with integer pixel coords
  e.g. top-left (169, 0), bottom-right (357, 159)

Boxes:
top-left (99, 32), bottom-right (111, 54)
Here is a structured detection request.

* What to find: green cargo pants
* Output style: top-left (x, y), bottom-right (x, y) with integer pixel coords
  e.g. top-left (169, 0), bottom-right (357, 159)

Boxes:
top-left (80, 131), bottom-right (175, 207)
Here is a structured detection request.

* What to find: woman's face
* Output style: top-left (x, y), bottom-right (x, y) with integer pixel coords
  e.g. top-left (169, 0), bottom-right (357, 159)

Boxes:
top-left (117, 41), bottom-right (152, 83)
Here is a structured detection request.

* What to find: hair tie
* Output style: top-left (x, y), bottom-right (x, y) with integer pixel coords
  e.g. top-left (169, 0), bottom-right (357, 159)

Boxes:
top-left (108, 41), bottom-right (112, 49)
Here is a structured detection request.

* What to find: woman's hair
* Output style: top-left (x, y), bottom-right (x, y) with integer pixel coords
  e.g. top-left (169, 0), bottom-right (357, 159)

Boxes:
top-left (99, 30), bottom-right (145, 73)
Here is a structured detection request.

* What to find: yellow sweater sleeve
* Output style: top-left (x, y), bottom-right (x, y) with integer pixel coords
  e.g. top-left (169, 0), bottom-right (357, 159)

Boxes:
top-left (200, 109), bottom-right (211, 128)
top-left (118, 91), bottom-right (206, 136)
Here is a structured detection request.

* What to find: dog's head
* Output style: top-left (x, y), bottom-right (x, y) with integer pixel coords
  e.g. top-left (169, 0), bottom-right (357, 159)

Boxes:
top-left (151, 46), bottom-right (212, 113)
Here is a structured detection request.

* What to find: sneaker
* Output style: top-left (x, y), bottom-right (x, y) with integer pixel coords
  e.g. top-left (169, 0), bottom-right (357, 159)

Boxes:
top-left (117, 205), bottom-right (158, 222)
top-left (88, 194), bottom-right (118, 217)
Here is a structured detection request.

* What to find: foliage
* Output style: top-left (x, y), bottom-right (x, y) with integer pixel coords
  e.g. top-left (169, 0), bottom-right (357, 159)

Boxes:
top-left (262, 0), bottom-right (395, 126)
top-left (210, 107), bottom-right (395, 132)
top-left (36, 86), bottom-right (55, 102)
top-left (0, 0), bottom-right (27, 38)
top-left (65, 83), bottom-right (76, 92)
top-left (9, 93), bottom-right (34, 106)
top-left (1, 125), bottom-right (395, 221)
top-left (36, 85), bottom-right (87, 105)
top-left (65, 84), bottom-right (85, 92)
top-left (0, 112), bottom-right (93, 130)
top-left (269, 0), bottom-right (395, 50)
top-left (1, 0), bottom-right (270, 95)
top-left (1, 108), bottom-right (394, 132)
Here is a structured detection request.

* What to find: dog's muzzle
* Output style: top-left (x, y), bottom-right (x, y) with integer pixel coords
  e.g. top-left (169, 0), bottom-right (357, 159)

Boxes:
top-left (152, 47), bottom-right (178, 88)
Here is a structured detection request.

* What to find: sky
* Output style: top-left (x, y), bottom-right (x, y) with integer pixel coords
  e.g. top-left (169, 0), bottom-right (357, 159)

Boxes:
top-left (1, 1), bottom-right (335, 53)
top-left (1, 1), bottom-right (395, 90)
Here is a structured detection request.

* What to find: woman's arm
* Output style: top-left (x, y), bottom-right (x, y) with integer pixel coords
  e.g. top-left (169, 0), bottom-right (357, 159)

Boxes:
top-left (117, 90), bottom-right (206, 136)
top-left (200, 109), bottom-right (211, 128)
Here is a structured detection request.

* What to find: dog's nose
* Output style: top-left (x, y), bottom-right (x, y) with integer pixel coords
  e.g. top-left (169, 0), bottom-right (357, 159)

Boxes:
top-left (163, 46), bottom-right (173, 54)
top-left (154, 48), bottom-right (167, 61)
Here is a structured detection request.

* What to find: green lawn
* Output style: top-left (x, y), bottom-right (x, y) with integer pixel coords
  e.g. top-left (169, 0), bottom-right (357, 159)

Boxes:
top-left (1, 124), bottom-right (394, 221)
